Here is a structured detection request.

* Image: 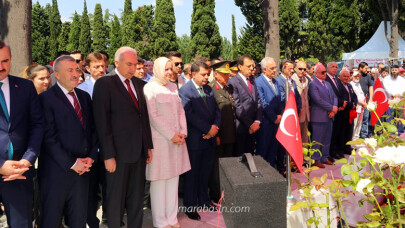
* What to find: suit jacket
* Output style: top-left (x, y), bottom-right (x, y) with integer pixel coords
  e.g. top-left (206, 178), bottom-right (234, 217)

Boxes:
top-left (0, 76), bottom-right (43, 168)
top-left (325, 74), bottom-right (345, 107)
top-left (338, 79), bottom-right (358, 120)
top-left (308, 77), bottom-right (337, 123)
top-left (276, 74), bottom-right (302, 113)
top-left (77, 77), bottom-right (95, 98)
top-left (209, 80), bottom-right (236, 144)
top-left (92, 74), bottom-right (153, 163)
top-left (227, 73), bottom-right (262, 134)
top-left (39, 84), bottom-right (97, 175)
top-left (255, 74), bottom-right (282, 124)
top-left (179, 80), bottom-right (221, 151)
top-left (291, 74), bottom-right (310, 123)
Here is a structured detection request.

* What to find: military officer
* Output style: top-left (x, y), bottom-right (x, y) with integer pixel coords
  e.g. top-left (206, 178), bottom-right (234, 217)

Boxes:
top-left (208, 61), bottom-right (236, 203)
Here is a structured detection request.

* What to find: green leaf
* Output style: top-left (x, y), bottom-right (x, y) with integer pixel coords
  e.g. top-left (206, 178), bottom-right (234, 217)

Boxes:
top-left (341, 180), bottom-right (352, 187)
top-left (289, 201), bottom-right (308, 211)
top-left (318, 203), bottom-right (329, 208)
top-left (321, 173), bottom-right (327, 184)
top-left (350, 172), bottom-right (360, 184)
top-left (365, 221), bottom-right (381, 227)
top-left (363, 212), bottom-right (382, 221)
top-left (306, 217), bottom-right (315, 226)
top-left (387, 124), bottom-right (398, 134)
top-left (341, 164), bottom-right (351, 176)
top-left (346, 138), bottom-right (364, 145)
top-left (359, 159), bottom-right (367, 167)
top-left (335, 158), bottom-right (348, 164)
top-left (380, 204), bottom-right (393, 220)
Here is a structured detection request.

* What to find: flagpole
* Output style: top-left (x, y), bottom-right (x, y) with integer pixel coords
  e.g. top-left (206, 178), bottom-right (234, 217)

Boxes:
top-left (285, 79), bottom-right (296, 207)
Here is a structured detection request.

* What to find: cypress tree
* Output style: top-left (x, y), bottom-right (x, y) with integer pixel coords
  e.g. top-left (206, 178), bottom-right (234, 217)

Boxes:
top-left (177, 34), bottom-right (193, 63)
top-left (190, 0), bottom-right (222, 58)
top-left (32, 1), bottom-right (50, 65)
top-left (103, 9), bottom-right (112, 51)
top-left (279, 0), bottom-right (300, 59)
top-left (108, 14), bottom-right (122, 63)
top-left (151, 0), bottom-right (178, 58)
top-left (231, 15), bottom-right (238, 60)
top-left (67, 11), bottom-right (81, 51)
top-left (222, 37), bottom-right (232, 60)
top-left (49, 0), bottom-right (62, 60)
top-left (79, 0), bottom-right (92, 56)
top-left (132, 5), bottom-right (155, 60)
top-left (121, 0), bottom-right (133, 45)
top-left (58, 22), bottom-right (71, 52)
top-left (92, 3), bottom-right (106, 52)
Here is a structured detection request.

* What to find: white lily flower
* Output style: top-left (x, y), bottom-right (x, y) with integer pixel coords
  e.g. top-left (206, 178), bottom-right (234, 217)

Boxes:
top-left (356, 179), bottom-right (372, 194)
top-left (359, 147), bottom-right (370, 157)
top-left (367, 102), bottom-right (376, 112)
top-left (364, 138), bottom-right (377, 150)
top-left (373, 146), bottom-right (405, 166)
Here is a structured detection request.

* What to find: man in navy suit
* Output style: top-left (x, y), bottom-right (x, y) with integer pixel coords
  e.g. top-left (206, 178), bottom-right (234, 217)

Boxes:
top-left (308, 63), bottom-right (337, 168)
top-left (275, 60), bottom-right (302, 174)
top-left (255, 57), bottom-right (282, 168)
top-left (227, 56), bottom-right (262, 156)
top-left (38, 55), bottom-right (98, 227)
top-left (179, 61), bottom-right (221, 221)
top-left (0, 40), bottom-right (43, 227)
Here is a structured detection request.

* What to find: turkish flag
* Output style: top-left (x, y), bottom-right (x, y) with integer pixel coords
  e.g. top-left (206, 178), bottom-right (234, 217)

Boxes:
top-left (276, 90), bottom-right (303, 173)
top-left (371, 78), bottom-right (389, 126)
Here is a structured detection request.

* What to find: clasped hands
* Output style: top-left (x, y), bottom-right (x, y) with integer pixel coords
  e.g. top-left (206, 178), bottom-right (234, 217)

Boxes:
top-left (171, 133), bottom-right (186, 145)
top-left (1, 159), bottom-right (31, 181)
top-left (249, 122), bottom-right (260, 134)
top-left (72, 157), bottom-right (93, 175)
top-left (202, 125), bottom-right (219, 139)
top-left (328, 106), bottom-right (338, 118)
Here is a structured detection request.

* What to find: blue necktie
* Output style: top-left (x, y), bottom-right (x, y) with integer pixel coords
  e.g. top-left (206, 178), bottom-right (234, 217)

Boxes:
top-left (0, 82), bottom-right (13, 160)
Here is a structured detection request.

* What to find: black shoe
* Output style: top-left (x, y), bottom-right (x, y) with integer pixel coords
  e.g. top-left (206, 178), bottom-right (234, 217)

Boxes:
top-left (333, 154), bottom-right (343, 159)
top-left (185, 211), bottom-right (201, 221)
top-left (328, 156), bottom-right (335, 162)
top-left (204, 203), bottom-right (218, 211)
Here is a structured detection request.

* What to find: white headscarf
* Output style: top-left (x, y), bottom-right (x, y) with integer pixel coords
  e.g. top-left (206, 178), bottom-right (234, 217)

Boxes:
top-left (150, 57), bottom-right (170, 86)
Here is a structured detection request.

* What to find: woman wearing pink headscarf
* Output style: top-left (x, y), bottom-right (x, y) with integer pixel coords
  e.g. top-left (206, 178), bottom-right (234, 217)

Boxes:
top-left (144, 57), bottom-right (191, 228)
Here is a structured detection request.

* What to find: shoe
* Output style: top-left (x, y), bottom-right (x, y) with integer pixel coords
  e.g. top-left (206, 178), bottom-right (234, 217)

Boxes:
top-left (328, 156), bottom-right (335, 162)
top-left (313, 162), bottom-right (325, 168)
top-left (323, 160), bottom-right (334, 165)
top-left (185, 212), bottom-right (200, 221)
top-left (203, 203), bottom-right (218, 211)
top-left (333, 154), bottom-right (344, 159)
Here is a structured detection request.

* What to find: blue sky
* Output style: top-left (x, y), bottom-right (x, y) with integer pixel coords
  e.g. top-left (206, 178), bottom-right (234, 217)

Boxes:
top-left (34, 0), bottom-right (247, 40)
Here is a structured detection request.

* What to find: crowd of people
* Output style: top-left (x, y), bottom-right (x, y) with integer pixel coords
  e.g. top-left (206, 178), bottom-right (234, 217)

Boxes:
top-left (0, 38), bottom-right (404, 228)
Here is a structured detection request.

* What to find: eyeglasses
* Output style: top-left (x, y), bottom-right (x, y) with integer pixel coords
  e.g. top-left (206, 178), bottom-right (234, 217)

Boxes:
top-left (174, 62), bottom-right (184, 67)
top-left (321, 71), bottom-right (327, 74)
top-left (298, 68), bottom-right (307, 71)
top-left (74, 59), bottom-right (81, 64)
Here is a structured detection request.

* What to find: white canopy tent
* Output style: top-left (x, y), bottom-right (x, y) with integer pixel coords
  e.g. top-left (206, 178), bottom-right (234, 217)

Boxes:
top-left (342, 22), bottom-right (405, 66)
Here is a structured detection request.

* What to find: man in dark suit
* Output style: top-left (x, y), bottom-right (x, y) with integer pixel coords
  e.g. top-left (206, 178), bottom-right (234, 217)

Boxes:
top-left (324, 62), bottom-right (345, 162)
top-left (179, 61), bottom-right (221, 221)
top-left (308, 63), bottom-right (337, 168)
top-left (227, 56), bottom-right (262, 156)
top-left (0, 40), bottom-right (43, 227)
top-left (255, 57), bottom-right (282, 169)
top-left (38, 55), bottom-right (98, 228)
top-left (337, 70), bottom-right (357, 156)
top-left (208, 60), bottom-right (236, 203)
top-left (92, 46), bottom-right (153, 228)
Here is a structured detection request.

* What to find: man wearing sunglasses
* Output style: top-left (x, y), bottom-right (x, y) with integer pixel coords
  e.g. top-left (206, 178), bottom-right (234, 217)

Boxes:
top-left (166, 51), bottom-right (186, 88)
top-left (308, 63), bottom-right (337, 168)
top-left (292, 60), bottom-right (311, 144)
top-left (70, 50), bottom-right (90, 83)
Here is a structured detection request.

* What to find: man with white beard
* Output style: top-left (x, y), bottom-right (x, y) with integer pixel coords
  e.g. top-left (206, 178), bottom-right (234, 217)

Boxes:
top-left (350, 72), bottom-right (367, 141)
top-left (383, 65), bottom-right (405, 99)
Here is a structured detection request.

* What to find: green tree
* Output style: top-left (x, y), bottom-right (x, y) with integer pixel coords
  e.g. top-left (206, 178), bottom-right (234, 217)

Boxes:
top-left (103, 9), bottom-right (112, 53)
top-left (232, 15), bottom-right (238, 60)
top-left (190, 0), bottom-right (222, 58)
top-left (121, 0), bottom-right (133, 45)
top-left (132, 5), bottom-right (155, 60)
top-left (67, 11), bottom-right (81, 51)
top-left (32, 1), bottom-right (50, 65)
top-left (234, 0), bottom-right (264, 62)
top-left (92, 3), bottom-right (106, 52)
top-left (279, 0), bottom-right (300, 59)
top-left (177, 34), bottom-right (193, 63)
top-left (108, 14), bottom-right (121, 63)
top-left (151, 0), bottom-right (178, 58)
top-left (79, 0), bottom-right (92, 56)
top-left (58, 22), bottom-right (71, 52)
top-left (221, 37), bottom-right (232, 60)
top-left (49, 0), bottom-right (62, 60)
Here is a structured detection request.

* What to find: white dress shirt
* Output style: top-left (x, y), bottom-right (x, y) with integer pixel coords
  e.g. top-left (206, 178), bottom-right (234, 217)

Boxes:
top-left (383, 75), bottom-right (405, 98)
top-left (116, 69), bottom-right (138, 99)
top-left (57, 82), bottom-right (79, 108)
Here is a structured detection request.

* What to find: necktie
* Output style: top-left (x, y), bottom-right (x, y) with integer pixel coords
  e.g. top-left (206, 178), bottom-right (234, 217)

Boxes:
top-left (198, 87), bottom-right (208, 106)
top-left (247, 77), bottom-right (253, 94)
top-left (68, 91), bottom-right (84, 126)
top-left (268, 79), bottom-right (276, 94)
top-left (345, 83), bottom-right (351, 101)
top-left (124, 79), bottom-right (139, 110)
top-left (0, 82), bottom-right (13, 160)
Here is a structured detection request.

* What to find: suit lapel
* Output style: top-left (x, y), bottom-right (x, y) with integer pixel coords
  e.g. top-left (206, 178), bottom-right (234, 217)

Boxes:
top-left (53, 85), bottom-right (84, 126)
top-left (131, 77), bottom-right (143, 110)
top-left (237, 74), bottom-right (253, 98)
top-left (113, 75), bottom-right (139, 112)
top-left (8, 76), bottom-right (16, 125)
top-left (74, 89), bottom-right (87, 128)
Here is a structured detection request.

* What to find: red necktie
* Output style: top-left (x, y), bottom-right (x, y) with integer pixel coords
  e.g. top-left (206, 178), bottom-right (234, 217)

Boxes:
top-left (247, 77), bottom-right (253, 94)
top-left (124, 79), bottom-right (139, 110)
top-left (68, 91), bottom-right (84, 126)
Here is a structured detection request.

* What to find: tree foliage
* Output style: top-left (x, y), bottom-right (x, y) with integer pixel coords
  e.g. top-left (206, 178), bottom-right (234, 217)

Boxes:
top-left (32, 1), bottom-right (50, 65)
top-left (108, 14), bottom-right (122, 63)
top-left (67, 11), bottom-right (81, 51)
top-left (58, 22), bottom-right (70, 52)
top-left (49, 0), bottom-right (62, 60)
top-left (232, 14), bottom-right (238, 60)
top-left (121, 0), bottom-right (133, 46)
top-left (151, 0), bottom-right (178, 58)
top-left (279, 0), bottom-right (300, 60)
top-left (92, 3), bottom-right (106, 52)
top-left (177, 34), bottom-right (193, 63)
top-left (221, 37), bottom-right (232, 60)
top-left (79, 0), bottom-right (92, 56)
top-left (190, 0), bottom-right (222, 58)
top-left (131, 5), bottom-right (155, 60)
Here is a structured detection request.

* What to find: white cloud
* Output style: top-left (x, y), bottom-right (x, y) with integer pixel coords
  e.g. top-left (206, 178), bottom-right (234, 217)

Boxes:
top-left (172, 0), bottom-right (184, 6)
top-left (61, 16), bottom-right (72, 23)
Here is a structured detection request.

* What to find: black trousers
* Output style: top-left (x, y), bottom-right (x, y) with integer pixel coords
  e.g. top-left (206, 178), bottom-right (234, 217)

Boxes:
top-left (209, 143), bottom-right (234, 202)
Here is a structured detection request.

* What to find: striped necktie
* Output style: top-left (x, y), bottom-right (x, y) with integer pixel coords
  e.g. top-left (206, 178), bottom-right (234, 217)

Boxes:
top-left (68, 91), bottom-right (84, 126)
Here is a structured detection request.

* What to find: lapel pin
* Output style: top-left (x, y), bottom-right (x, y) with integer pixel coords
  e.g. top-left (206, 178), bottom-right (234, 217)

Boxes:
top-left (15, 85), bottom-right (18, 88)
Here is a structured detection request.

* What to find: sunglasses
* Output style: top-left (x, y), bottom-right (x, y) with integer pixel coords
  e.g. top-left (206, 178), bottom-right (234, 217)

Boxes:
top-left (321, 71), bottom-right (327, 74)
top-left (74, 59), bottom-right (81, 64)
top-left (174, 62), bottom-right (184, 67)
top-left (298, 68), bottom-right (307, 71)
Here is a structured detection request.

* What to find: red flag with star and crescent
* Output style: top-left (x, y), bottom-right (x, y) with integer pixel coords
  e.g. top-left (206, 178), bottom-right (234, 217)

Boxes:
top-left (276, 90), bottom-right (303, 173)
top-left (371, 78), bottom-right (389, 126)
